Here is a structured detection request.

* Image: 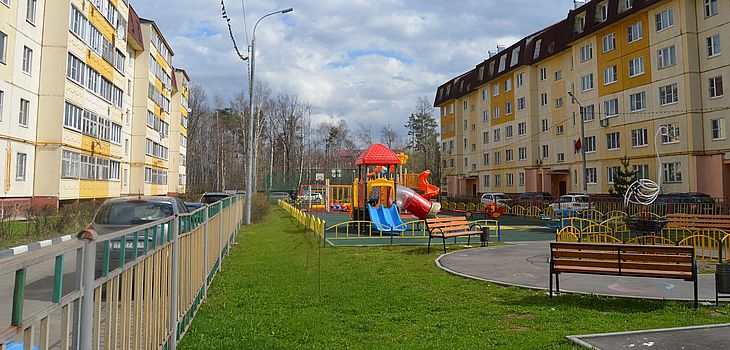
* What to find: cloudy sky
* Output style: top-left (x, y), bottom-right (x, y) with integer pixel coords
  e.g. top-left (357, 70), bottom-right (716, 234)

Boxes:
top-left (133, 0), bottom-right (575, 135)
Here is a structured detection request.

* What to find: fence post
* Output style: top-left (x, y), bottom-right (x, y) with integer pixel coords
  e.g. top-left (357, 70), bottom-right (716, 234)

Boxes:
top-left (78, 230), bottom-right (98, 350)
top-left (170, 215), bottom-right (180, 350)
top-left (204, 207), bottom-right (209, 292)
top-left (219, 202), bottom-right (223, 272)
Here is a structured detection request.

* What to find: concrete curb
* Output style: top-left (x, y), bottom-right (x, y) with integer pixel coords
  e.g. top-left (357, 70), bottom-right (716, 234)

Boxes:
top-left (566, 323), bottom-right (730, 349)
top-left (0, 234), bottom-right (75, 259)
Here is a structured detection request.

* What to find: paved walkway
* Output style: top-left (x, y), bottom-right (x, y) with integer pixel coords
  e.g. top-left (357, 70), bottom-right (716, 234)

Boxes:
top-left (436, 241), bottom-right (718, 302)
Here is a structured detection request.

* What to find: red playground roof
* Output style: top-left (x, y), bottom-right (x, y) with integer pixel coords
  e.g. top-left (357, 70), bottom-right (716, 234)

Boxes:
top-left (354, 144), bottom-right (402, 166)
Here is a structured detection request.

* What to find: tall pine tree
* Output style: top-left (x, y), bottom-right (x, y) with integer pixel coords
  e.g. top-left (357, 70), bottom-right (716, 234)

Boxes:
top-left (404, 97), bottom-right (441, 187)
top-left (608, 156), bottom-right (637, 197)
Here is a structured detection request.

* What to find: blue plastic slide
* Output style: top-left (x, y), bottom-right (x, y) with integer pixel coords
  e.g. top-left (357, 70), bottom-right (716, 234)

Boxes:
top-left (367, 204), bottom-right (406, 232)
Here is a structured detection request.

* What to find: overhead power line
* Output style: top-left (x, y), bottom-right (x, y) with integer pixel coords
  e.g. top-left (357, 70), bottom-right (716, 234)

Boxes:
top-left (221, 0), bottom-right (248, 61)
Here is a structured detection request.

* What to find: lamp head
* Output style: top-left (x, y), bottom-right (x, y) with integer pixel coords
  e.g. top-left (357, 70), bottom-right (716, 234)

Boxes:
top-left (281, 8), bottom-right (293, 14)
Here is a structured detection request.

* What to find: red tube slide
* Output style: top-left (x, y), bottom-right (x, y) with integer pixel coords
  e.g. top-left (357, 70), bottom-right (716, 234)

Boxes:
top-left (418, 170), bottom-right (440, 200)
top-left (396, 186), bottom-right (441, 220)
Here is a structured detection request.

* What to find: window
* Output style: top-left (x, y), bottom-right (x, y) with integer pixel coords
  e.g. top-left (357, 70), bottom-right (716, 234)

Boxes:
top-left (587, 168), bottom-right (597, 184)
top-left (663, 162), bottom-right (682, 183)
top-left (602, 33), bottom-right (616, 52)
top-left (517, 97), bottom-right (526, 111)
top-left (557, 153), bottom-right (565, 163)
top-left (629, 91), bottom-right (646, 111)
top-left (585, 136), bottom-right (596, 153)
top-left (519, 172), bottom-right (525, 187)
top-left (607, 166), bottom-right (621, 184)
top-left (519, 147), bottom-right (527, 161)
top-left (493, 129), bottom-right (501, 142)
top-left (709, 76), bottom-right (724, 98)
top-left (581, 104), bottom-right (595, 122)
top-left (635, 164), bottom-right (649, 180)
top-left (581, 74), bottom-right (594, 91)
top-left (482, 110), bottom-right (489, 122)
top-left (16, 153), bottom-right (26, 181)
top-left (604, 66), bottom-right (618, 85)
top-left (110, 123), bottom-right (122, 144)
top-left (449, 159), bottom-right (454, 168)
top-left (540, 67), bottom-right (548, 81)
top-left (575, 15), bottom-right (586, 33)
top-left (556, 125), bottom-right (564, 135)
top-left (518, 122), bottom-right (526, 136)
top-left (555, 70), bottom-right (562, 81)
top-left (505, 79), bottom-right (512, 92)
top-left (494, 174), bottom-right (501, 187)
top-left (505, 102), bottom-right (512, 115)
top-left (712, 118), bottom-right (726, 140)
top-left (484, 175), bottom-right (490, 187)
top-left (63, 102), bottom-right (83, 131)
top-left (628, 22), bottom-right (643, 43)
top-left (628, 57), bottom-right (644, 77)
top-left (661, 123), bottom-right (680, 143)
top-left (516, 73), bottom-right (524, 87)
top-left (62, 150), bottom-right (80, 179)
top-left (632, 128), bottom-right (648, 147)
top-left (0, 90), bottom-right (3, 120)
top-left (506, 149), bottom-right (513, 162)
top-left (541, 119), bottom-right (548, 132)
top-left (463, 137), bottom-right (467, 149)
top-left (483, 153), bottom-right (489, 165)
top-left (506, 173), bottom-right (514, 187)
top-left (493, 106), bottom-right (501, 119)
top-left (542, 145), bottom-right (549, 159)
top-left (0, 31), bottom-right (6, 64)
top-left (67, 54), bottom-right (85, 84)
top-left (623, 0), bottom-right (634, 11)
top-left (597, 3), bottom-right (609, 22)
top-left (22, 46), bottom-right (32, 74)
top-left (659, 83), bottom-right (678, 105)
top-left (555, 97), bottom-right (564, 108)
top-left (463, 101), bottom-right (467, 111)
top-left (657, 45), bottom-right (676, 68)
top-left (707, 35), bottom-right (721, 57)
top-left (494, 152), bottom-right (501, 164)
top-left (705, 0), bottom-right (718, 17)
top-left (533, 39), bottom-right (542, 59)
top-left (19, 98), bottom-right (29, 127)
top-left (492, 84), bottom-right (499, 96)
top-left (580, 43), bottom-right (592, 62)
top-left (604, 98), bottom-right (619, 117)
top-left (498, 55), bottom-right (507, 73)
top-left (125, 139), bottom-right (129, 155)
top-left (26, 0), bottom-right (36, 23)
top-left (655, 8), bottom-right (674, 31)
top-left (505, 125), bottom-right (513, 138)
top-left (606, 132), bottom-right (620, 150)
top-left (109, 161), bottom-right (120, 181)
top-left (540, 93), bottom-right (548, 106)
top-left (482, 89), bottom-right (489, 101)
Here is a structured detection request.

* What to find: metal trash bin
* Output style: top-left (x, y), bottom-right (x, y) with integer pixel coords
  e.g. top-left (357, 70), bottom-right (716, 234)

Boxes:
top-left (480, 227), bottom-right (489, 247)
top-left (715, 264), bottom-right (730, 305)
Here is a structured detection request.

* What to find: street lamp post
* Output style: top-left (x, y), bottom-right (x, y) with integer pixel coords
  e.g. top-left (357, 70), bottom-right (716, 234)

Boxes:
top-left (245, 7), bottom-right (293, 225)
top-left (568, 91), bottom-right (588, 195)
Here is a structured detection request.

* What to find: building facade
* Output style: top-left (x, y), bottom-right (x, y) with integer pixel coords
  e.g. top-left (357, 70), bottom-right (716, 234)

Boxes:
top-left (435, 0), bottom-right (730, 199)
top-left (0, 1), bottom-right (187, 209)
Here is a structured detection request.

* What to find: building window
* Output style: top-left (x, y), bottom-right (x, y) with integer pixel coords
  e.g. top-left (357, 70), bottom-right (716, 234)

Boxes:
top-left (709, 76), bottom-right (724, 98)
top-left (604, 66), bottom-right (618, 85)
top-left (575, 15), bottom-right (586, 33)
top-left (606, 132), bottom-right (620, 150)
top-left (518, 172), bottom-right (525, 187)
top-left (495, 174), bottom-right (501, 187)
top-left (493, 129), bottom-right (501, 142)
top-left (483, 153), bottom-right (489, 165)
top-left (657, 45), bottom-right (676, 68)
top-left (22, 46), bottom-right (32, 74)
top-left (628, 56), bottom-right (644, 77)
top-left (580, 43), bottom-right (592, 62)
top-left (712, 118), bottom-right (726, 140)
top-left (482, 131), bottom-right (489, 144)
top-left (16, 153), bottom-right (27, 181)
top-left (506, 173), bottom-right (514, 187)
top-left (449, 159), bottom-right (454, 168)
top-left (663, 162), bottom-right (682, 183)
top-left (635, 164), bottom-right (649, 179)
top-left (540, 93), bottom-right (548, 106)
top-left (0, 31), bottom-right (6, 64)
top-left (63, 101), bottom-right (83, 131)
top-left (26, 0), bottom-right (36, 23)
top-left (541, 119), bottom-right (548, 132)
top-left (632, 128), bottom-right (648, 147)
top-left (629, 91), bottom-right (646, 111)
top-left (505, 79), bottom-right (512, 92)
top-left (518, 122), bottom-right (527, 136)
top-left (585, 136), bottom-right (596, 153)
top-left (494, 152), bottom-right (501, 164)
top-left (516, 73), bottom-right (524, 87)
top-left (661, 123), bottom-right (680, 144)
top-left (62, 150), bottom-right (80, 179)
top-left (707, 35), bottom-right (721, 57)
top-left (607, 166), bottom-right (621, 184)
top-left (67, 54), bottom-right (85, 84)
top-left (505, 102), bottom-right (512, 115)
top-left (533, 39), bottom-right (542, 59)
top-left (519, 147), bottom-right (527, 161)
top-left (483, 175), bottom-right (489, 187)
top-left (0, 90), bottom-right (3, 121)
top-left (498, 55), bottom-right (507, 72)
top-left (542, 145), bottom-right (549, 159)
top-left (555, 97), bottom-right (564, 108)
top-left (627, 21), bottom-right (643, 43)
top-left (19, 98), bottom-right (29, 127)
top-left (555, 70), bottom-right (562, 81)
top-left (587, 168), bottom-right (597, 184)
top-left (493, 106), bottom-right (501, 119)
top-left (556, 125), bottom-right (564, 135)
top-left (659, 83), bottom-right (678, 105)
top-left (517, 97), bottom-right (526, 111)
top-left (705, 0), bottom-right (718, 17)
top-left (463, 101), bottom-right (467, 111)
top-left (493, 84), bottom-right (499, 96)
top-left (581, 73), bottom-right (594, 91)
top-left (557, 153), bottom-right (565, 163)
top-left (655, 8), bottom-right (674, 32)
top-left (604, 98), bottom-right (619, 117)
top-left (581, 104), bottom-right (595, 122)
top-left (505, 125), bottom-right (513, 138)
top-left (110, 161), bottom-right (120, 181)
top-left (506, 149), bottom-right (513, 162)
top-left (540, 67), bottom-right (547, 81)
top-left (602, 33), bottom-right (616, 52)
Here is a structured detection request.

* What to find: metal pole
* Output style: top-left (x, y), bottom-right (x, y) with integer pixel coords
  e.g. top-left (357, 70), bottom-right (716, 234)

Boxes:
top-left (169, 216), bottom-right (180, 350)
top-left (78, 231), bottom-right (97, 350)
top-left (569, 91), bottom-right (589, 195)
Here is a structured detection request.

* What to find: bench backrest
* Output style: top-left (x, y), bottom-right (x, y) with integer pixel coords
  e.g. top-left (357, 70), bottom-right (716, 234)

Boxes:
top-left (426, 217), bottom-right (471, 233)
top-left (666, 213), bottom-right (730, 229)
top-left (550, 242), bottom-right (694, 276)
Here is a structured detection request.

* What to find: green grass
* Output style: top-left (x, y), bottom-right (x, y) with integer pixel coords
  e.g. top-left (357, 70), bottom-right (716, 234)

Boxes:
top-left (179, 208), bottom-right (730, 349)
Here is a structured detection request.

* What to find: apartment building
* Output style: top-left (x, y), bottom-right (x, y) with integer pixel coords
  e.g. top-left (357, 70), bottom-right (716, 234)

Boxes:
top-left (0, 0), bottom-right (45, 210)
top-left (435, 0), bottom-right (730, 199)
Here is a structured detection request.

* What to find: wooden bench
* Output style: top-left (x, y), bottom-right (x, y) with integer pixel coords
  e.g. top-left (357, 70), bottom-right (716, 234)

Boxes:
top-left (666, 213), bottom-right (730, 230)
top-left (549, 242), bottom-right (698, 308)
top-left (426, 217), bottom-right (484, 253)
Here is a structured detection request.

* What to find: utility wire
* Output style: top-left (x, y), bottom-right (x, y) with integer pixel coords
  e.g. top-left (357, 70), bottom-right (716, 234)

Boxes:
top-left (221, 0), bottom-right (248, 61)
top-left (241, 0), bottom-right (250, 49)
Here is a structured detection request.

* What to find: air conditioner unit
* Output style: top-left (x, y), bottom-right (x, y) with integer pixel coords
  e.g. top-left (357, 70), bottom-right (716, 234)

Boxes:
top-left (599, 118), bottom-right (610, 127)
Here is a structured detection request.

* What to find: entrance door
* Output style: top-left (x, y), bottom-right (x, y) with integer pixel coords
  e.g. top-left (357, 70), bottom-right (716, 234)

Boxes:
top-left (472, 184), bottom-right (477, 196)
top-left (559, 181), bottom-right (567, 196)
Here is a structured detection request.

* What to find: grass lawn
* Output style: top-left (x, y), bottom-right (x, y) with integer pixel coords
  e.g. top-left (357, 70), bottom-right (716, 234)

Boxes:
top-left (179, 208), bottom-right (730, 349)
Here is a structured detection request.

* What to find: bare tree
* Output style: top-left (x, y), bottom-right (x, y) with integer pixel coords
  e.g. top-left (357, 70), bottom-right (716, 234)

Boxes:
top-left (380, 124), bottom-right (397, 148)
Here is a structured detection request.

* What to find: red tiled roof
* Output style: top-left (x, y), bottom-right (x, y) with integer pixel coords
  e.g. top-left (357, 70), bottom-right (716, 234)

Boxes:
top-left (354, 144), bottom-right (401, 166)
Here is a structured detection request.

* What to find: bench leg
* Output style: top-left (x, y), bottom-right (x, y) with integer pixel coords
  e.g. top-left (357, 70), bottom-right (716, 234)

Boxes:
top-left (467, 235), bottom-right (471, 246)
top-left (555, 273), bottom-right (560, 295)
top-left (442, 237), bottom-right (447, 254)
top-left (549, 269), bottom-right (553, 298)
top-left (427, 236), bottom-right (431, 253)
top-left (694, 276), bottom-right (699, 310)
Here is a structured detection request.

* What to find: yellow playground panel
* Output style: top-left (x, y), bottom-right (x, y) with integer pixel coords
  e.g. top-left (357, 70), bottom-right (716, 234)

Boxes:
top-left (328, 185), bottom-right (352, 204)
top-left (366, 178), bottom-right (395, 207)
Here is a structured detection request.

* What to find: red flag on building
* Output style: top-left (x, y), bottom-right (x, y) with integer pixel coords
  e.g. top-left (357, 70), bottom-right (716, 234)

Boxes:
top-left (574, 138), bottom-right (582, 152)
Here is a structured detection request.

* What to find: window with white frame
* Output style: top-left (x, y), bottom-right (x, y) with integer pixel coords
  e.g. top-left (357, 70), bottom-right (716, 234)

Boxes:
top-left (19, 98), bottom-right (29, 127)
top-left (483, 175), bottom-right (490, 187)
top-left (26, 0), bottom-right (36, 23)
top-left (482, 89), bottom-right (488, 101)
top-left (581, 104), bottom-right (595, 122)
top-left (519, 172), bottom-right (525, 186)
top-left (628, 56), bottom-right (644, 77)
top-left (506, 173), bottom-right (514, 187)
top-left (657, 45), bottom-right (676, 68)
top-left (604, 66), bottom-right (618, 85)
top-left (519, 147), bottom-right (527, 160)
top-left (555, 97), bottom-right (563, 108)
top-left (659, 83), bottom-right (678, 105)
top-left (67, 54), bottom-right (85, 84)
top-left (506, 149), bottom-right (513, 162)
top-left (516, 73), bottom-right (524, 87)
top-left (597, 3), bottom-right (609, 22)
top-left (505, 79), bottom-right (512, 92)
top-left (712, 117), bottom-right (726, 140)
top-left (581, 73), bottom-right (594, 91)
top-left (63, 102), bottom-right (82, 131)
top-left (707, 35), bottom-right (721, 57)
top-left (494, 174), bottom-right (501, 187)
top-left (494, 152), bottom-right (501, 164)
top-left (629, 91), bottom-right (646, 111)
top-left (505, 102), bottom-right (512, 115)
top-left (62, 150), bottom-right (80, 179)
top-left (483, 153), bottom-right (489, 165)
top-left (493, 129), bottom-right (501, 142)
top-left (482, 110), bottom-right (489, 122)
top-left (709, 76), bottom-right (724, 98)
top-left (587, 168), bottom-right (597, 184)
top-left (634, 164), bottom-right (649, 179)
top-left (632, 128), bottom-right (648, 147)
top-left (0, 90), bottom-right (4, 121)
top-left (110, 123), bottom-right (122, 144)
top-left (0, 31), bottom-right (6, 64)
top-left (661, 123), bottom-right (680, 143)
top-left (541, 93), bottom-right (548, 106)
top-left (492, 84), bottom-right (499, 96)
top-left (16, 153), bottom-right (27, 181)
top-left (541, 119), bottom-right (548, 132)
top-left (575, 15), bottom-right (586, 33)
top-left (557, 153), bottom-right (565, 163)
top-left (498, 55), bottom-right (507, 72)
top-left (556, 125), bottom-right (564, 134)
top-left (533, 39), bottom-right (542, 59)
top-left (663, 162), bottom-right (682, 183)
top-left (628, 21), bottom-right (643, 42)
top-left (655, 8), bottom-right (674, 32)
top-left (109, 160), bottom-right (120, 181)
top-left (505, 125), bottom-right (513, 138)
top-left (623, 0), bottom-right (634, 11)
top-left (604, 98), bottom-right (619, 117)
top-left (705, 0), bottom-right (718, 17)
top-left (607, 166), bottom-right (621, 184)
top-left (606, 132), bottom-right (620, 150)
top-left (518, 122), bottom-right (526, 135)
top-left (585, 136), bottom-right (596, 153)
top-left (580, 43), bottom-right (592, 62)
top-left (493, 106), bottom-right (501, 119)
top-left (542, 144), bottom-right (549, 159)
top-left (22, 46), bottom-right (32, 74)
top-left (517, 97), bottom-right (526, 111)
top-left (602, 33), bottom-right (616, 52)
top-left (555, 70), bottom-right (562, 81)
top-left (540, 67), bottom-right (547, 81)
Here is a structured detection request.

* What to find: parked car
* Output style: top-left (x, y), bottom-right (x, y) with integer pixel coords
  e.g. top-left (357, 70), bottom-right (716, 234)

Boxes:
top-left (549, 194), bottom-right (591, 210)
top-left (518, 192), bottom-right (554, 201)
top-left (89, 196), bottom-right (190, 274)
top-left (269, 191), bottom-right (291, 202)
top-left (200, 192), bottom-right (232, 204)
top-left (298, 191), bottom-right (323, 202)
top-left (480, 193), bottom-right (514, 207)
top-left (655, 192), bottom-right (717, 214)
top-left (185, 202), bottom-right (206, 211)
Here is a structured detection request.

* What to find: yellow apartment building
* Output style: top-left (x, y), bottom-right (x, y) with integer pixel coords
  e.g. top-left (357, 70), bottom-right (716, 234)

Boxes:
top-left (436, 0), bottom-right (730, 199)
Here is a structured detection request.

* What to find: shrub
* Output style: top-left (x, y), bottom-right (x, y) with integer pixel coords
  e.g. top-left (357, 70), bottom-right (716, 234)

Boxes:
top-left (250, 193), bottom-right (271, 223)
